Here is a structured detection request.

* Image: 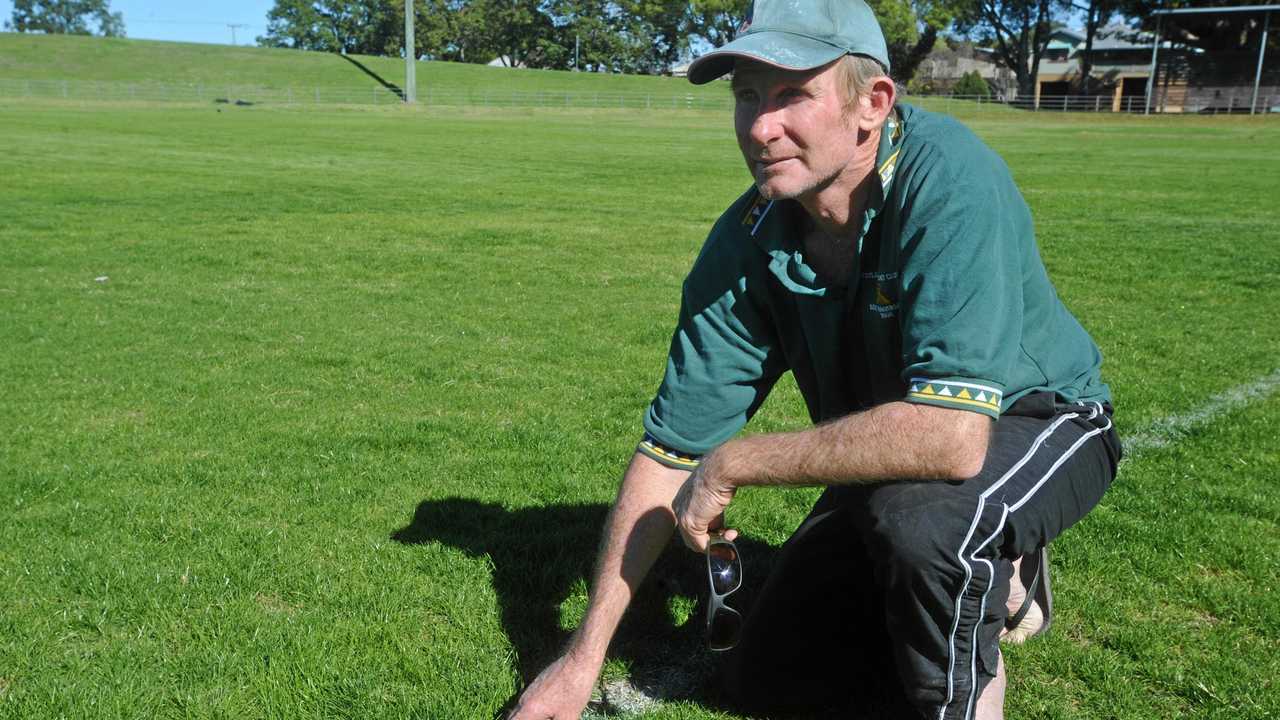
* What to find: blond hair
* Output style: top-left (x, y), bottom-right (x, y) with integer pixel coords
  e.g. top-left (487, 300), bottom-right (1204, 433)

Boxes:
top-left (835, 54), bottom-right (890, 116)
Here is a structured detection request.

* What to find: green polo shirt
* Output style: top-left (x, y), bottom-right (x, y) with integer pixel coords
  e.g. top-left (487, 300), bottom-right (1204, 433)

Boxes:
top-left (638, 103), bottom-right (1111, 467)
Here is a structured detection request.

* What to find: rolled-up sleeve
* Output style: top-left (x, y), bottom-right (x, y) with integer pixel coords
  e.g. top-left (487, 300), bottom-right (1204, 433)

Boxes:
top-left (641, 214), bottom-right (787, 464)
top-left (896, 154), bottom-right (1029, 418)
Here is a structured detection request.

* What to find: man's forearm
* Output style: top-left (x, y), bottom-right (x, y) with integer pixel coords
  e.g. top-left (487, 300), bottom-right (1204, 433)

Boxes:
top-left (563, 451), bottom-right (689, 665)
top-left (719, 401), bottom-right (991, 488)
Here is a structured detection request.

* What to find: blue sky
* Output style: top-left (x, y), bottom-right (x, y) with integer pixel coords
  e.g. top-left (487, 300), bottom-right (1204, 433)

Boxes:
top-left (0, 1), bottom-right (277, 45)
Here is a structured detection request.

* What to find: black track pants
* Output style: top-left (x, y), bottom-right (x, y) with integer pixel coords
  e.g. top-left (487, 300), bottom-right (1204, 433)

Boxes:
top-left (720, 395), bottom-right (1122, 720)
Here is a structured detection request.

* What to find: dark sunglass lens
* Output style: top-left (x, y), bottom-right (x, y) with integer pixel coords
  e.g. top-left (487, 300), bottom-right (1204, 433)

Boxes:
top-left (708, 607), bottom-right (742, 651)
top-left (708, 542), bottom-right (738, 565)
top-left (707, 543), bottom-right (741, 595)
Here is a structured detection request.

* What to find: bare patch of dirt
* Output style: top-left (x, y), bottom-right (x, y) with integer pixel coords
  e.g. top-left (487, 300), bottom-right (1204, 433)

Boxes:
top-left (1192, 609), bottom-right (1221, 627)
top-left (255, 593), bottom-right (298, 615)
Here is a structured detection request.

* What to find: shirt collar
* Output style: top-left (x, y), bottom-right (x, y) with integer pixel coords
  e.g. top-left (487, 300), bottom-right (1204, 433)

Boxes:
top-left (747, 106), bottom-right (904, 297)
top-left (874, 107), bottom-right (903, 200)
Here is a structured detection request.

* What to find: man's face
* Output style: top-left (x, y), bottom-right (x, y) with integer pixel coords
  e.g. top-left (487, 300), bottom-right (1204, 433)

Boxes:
top-left (732, 59), bottom-right (861, 201)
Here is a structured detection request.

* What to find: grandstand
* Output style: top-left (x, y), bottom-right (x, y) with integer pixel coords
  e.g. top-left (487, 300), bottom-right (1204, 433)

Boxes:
top-left (1146, 5), bottom-right (1278, 114)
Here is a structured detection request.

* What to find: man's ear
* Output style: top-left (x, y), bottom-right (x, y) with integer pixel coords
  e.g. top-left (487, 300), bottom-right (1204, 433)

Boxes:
top-left (856, 76), bottom-right (897, 132)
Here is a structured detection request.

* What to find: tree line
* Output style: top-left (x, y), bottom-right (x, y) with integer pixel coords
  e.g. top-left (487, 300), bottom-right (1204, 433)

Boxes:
top-left (6, 0), bottom-right (1275, 95)
top-left (256, 0), bottom-right (729, 76)
top-left (252, 0), bottom-right (964, 78)
top-left (255, 0), bottom-right (1277, 93)
top-left (5, 0), bottom-right (124, 37)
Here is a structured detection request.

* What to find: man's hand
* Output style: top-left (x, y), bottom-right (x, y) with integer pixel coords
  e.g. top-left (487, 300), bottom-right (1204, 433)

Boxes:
top-left (672, 447), bottom-right (739, 553)
top-left (507, 452), bottom-right (686, 719)
top-left (506, 652), bottom-right (598, 720)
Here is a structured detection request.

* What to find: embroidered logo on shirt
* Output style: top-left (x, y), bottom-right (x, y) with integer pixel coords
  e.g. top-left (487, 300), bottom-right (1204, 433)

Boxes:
top-left (863, 271), bottom-right (899, 318)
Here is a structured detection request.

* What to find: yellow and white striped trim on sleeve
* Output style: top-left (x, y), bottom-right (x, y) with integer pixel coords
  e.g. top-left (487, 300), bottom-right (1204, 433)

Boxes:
top-left (637, 433), bottom-right (702, 471)
top-left (907, 378), bottom-right (1003, 417)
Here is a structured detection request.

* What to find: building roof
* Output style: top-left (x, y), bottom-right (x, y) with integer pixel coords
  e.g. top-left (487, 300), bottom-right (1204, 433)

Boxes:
top-left (1036, 23), bottom-right (1204, 79)
top-left (1050, 28), bottom-right (1085, 46)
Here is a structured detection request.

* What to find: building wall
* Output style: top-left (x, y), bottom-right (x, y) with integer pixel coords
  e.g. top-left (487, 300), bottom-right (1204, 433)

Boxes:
top-left (914, 54), bottom-right (1016, 96)
top-left (1180, 84), bottom-right (1280, 112)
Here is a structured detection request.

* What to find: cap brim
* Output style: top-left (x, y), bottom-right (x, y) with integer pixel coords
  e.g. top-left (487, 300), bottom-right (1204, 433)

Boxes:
top-left (686, 31), bottom-right (847, 85)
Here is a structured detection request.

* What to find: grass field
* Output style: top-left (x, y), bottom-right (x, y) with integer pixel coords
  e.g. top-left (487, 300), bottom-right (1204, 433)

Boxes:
top-left (1, 86), bottom-right (1278, 719)
top-left (0, 32), bottom-right (722, 99)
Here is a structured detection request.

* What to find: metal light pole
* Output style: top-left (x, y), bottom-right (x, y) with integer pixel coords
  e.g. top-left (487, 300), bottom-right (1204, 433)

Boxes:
top-left (405, 0), bottom-right (417, 103)
top-left (1251, 11), bottom-right (1271, 114)
top-left (1144, 14), bottom-right (1163, 115)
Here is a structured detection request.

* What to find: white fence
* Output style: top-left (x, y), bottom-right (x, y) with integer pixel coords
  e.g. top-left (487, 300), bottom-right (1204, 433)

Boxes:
top-left (0, 78), bottom-right (734, 111)
top-left (916, 93), bottom-right (1132, 112)
top-left (2, 79), bottom-right (1275, 115)
top-left (918, 93), bottom-right (1276, 114)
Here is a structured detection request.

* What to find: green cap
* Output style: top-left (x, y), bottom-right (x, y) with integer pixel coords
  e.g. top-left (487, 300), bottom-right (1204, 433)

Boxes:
top-left (686, 0), bottom-right (891, 85)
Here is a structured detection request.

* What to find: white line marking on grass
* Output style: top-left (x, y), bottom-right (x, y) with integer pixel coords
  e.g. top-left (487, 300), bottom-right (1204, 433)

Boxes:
top-left (1122, 368), bottom-right (1280, 457)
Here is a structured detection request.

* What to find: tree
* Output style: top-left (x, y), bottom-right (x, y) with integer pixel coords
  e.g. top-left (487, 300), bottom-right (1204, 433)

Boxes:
top-left (869, 0), bottom-right (920, 71)
top-left (258, 0), bottom-right (401, 55)
top-left (1073, 0), bottom-right (1115, 93)
top-left (683, 0), bottom-right (749, 49)
top-left (255, 0), bottom-right (689, 73)
top-left (549, 0), bottom-right (688, 73)
top-left (953, 69), bottom-right (991, 95)
top-left (868, 0), bottom-right (963, 85)
top-left (622, 0), bottom-right (689, 72)
top-left (6, 0), bottom-right (125, 37)
top-left (955, 0), bottom-right (1071, 96)
top-left (467, 0), bottom-right (562, 67)
top-left (413, 0), bottom-right (488, 62)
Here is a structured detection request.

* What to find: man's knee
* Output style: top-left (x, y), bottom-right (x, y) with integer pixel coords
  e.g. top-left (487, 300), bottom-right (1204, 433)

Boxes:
top-left (855, 483), bottom-right (1018, 717)
top-left (859, 482), bottom-right (978, 576)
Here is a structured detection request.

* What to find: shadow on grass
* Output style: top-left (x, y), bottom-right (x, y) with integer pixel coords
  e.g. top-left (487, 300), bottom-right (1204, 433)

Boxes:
top-left (338, 53), bottom-right (405, 100)
top-left (391, 497), bottom-right (783, 715)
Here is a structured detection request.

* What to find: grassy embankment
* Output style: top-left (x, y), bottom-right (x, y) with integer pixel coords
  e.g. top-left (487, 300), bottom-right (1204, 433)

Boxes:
top-left (0, 31), bottom-right (724, 101)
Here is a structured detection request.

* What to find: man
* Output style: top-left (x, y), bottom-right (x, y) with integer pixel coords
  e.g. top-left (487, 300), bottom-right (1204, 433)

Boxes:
top-left (509, 1), bottom-right (1121, 718)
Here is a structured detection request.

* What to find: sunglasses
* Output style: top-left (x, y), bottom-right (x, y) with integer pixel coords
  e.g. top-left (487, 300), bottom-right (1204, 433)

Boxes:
top-left (705, 534), bottom-right (743, 652)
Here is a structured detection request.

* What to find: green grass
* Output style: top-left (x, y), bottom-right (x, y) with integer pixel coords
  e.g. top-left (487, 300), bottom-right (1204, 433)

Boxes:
top-left (1, 96), bottom-right (1278, 720)
top-left (0, 32), bottom-right (724, 98)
